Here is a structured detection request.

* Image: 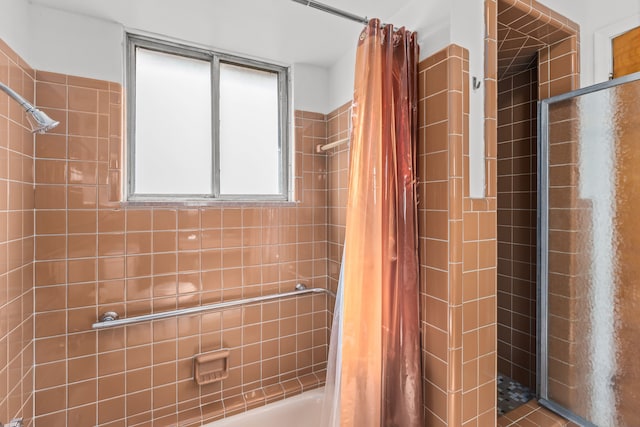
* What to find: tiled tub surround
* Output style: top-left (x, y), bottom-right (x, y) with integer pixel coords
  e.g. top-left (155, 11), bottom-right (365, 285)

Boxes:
top-left (0, 39), bottom-right (36, 426)
top-left (32, 70), bottom-right (332, 426)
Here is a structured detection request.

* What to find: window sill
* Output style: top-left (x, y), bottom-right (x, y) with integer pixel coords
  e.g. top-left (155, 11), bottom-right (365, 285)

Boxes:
top-left (120, 199), bottom-right (299, 208)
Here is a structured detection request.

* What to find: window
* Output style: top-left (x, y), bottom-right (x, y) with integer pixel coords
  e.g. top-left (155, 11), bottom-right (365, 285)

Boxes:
top-left (126, 34), bottom-right (290, 202)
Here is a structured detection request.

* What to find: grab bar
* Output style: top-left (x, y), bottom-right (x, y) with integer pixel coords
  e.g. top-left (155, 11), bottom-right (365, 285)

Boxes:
top-left (92, 284), bottom-right (335, 330)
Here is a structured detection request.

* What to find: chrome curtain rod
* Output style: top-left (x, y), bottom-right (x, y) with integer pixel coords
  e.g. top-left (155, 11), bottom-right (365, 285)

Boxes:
top-left (92, 284), bottom-right (335, 330)
top-left (291, 0), bottom-right (369, 26)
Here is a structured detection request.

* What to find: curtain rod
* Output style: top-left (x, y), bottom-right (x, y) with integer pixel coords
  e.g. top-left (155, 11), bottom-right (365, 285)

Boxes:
top-left (291, 0), bottom-right (369, 26)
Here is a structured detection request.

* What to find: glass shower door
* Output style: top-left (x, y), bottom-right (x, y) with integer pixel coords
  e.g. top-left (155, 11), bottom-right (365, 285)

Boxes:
top-left (538, 72), bottom-right (640, 427)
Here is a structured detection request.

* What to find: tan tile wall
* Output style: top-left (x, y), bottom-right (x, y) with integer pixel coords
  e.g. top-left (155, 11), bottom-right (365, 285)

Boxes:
top-left (325, 102), bottom-right (350, 295)
top-left (418, 44), bottom-right (497, 427)
top-left (32, 70), bottom-right (331, 426)
top-left (497, 67), bottom-right (538, 389)
top-left (538, 37), bottom-right (580, 100)
top-left (0, 39), bottom-right (36, 427)
top-left (418, 47), bottom-right (450, 425)
top-left (461, 69), bottom-right (499, 427)
top-left (497, 399), bottom-right (580, 427)
top-left (488, 0), bottom-right (580, 424)
top-left (496, 0), bottom-right (579, 82)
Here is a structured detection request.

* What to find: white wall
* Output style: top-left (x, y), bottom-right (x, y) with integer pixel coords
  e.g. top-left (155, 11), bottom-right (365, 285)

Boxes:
top-left (450, 0), bottom-right (485, 197)
top-left (5, 4), bottom-right (330, 114)
top-left (29, 5), bottom-right (123, 84)
top-left (328, 48), bottom-right (356, 112)
top-left (0, 0), bottom-right (31, 62)
top-left (292, 63), bottom-right (330, 113)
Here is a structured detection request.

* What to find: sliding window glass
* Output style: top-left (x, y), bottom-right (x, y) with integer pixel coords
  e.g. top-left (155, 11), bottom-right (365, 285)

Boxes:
top-left (126, 34), bottom-right (290, 202)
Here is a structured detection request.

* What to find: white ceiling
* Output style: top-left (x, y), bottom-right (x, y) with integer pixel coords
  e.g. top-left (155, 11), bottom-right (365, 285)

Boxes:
top-left (28, 0), bottom-right (415, 67)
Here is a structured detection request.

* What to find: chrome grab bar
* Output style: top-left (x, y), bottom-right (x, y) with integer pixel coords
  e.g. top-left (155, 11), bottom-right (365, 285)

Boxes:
top-left (92, 284), bottom-right (335, 330)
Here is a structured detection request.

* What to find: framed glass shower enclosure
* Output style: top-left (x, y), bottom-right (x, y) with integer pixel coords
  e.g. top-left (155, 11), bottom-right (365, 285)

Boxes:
top-left (538, 71), bottom-right (640, 427)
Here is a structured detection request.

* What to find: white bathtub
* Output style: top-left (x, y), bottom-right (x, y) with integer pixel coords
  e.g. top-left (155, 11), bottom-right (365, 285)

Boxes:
top-left (205, 388), bottom-right (324, 427)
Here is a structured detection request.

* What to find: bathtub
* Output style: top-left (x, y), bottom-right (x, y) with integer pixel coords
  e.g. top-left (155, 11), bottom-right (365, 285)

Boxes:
top-left (205, 387), bottom-right (324, 427)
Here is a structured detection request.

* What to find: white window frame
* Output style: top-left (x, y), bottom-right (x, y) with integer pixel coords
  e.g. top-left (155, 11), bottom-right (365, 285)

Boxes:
top-left (126, 33), bottom-right (291, 203)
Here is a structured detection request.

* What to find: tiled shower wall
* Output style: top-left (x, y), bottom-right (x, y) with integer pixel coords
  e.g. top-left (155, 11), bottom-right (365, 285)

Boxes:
top-left (488, 0), bottom-right (580, 424)
top-left (537, 35), bottom-right (581, 413)
top-left (418, 44), bottom-right (498, 426)
top-left (497, 66), bottom-right (538, 389)
top-left (0, 40), bottom-right (35, 427)
top-left (326, 102), bottom-right (350, 294)
top-left (31, 70), bottom-right (331, 426)
top-left (493, 0), bottom-right (580, 398)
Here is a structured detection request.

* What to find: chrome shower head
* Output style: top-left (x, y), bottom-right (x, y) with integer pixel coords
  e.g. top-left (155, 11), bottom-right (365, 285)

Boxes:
top-left (24, 107), bottom-right (60, 134)
top-left (0, 81), bottom-right (60, 134)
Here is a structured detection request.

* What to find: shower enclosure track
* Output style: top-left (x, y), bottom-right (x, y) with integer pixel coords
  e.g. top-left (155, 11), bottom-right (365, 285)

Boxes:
top-left (92, 284), bottom-right (335, 330)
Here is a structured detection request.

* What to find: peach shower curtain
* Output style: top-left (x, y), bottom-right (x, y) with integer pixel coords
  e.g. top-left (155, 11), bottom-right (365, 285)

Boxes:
top-left (340, 19), bottom-right (423, 427)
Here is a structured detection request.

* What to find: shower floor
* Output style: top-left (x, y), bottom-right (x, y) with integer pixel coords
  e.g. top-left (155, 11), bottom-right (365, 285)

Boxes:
top-left (497, 373), bottom-right (535, 416)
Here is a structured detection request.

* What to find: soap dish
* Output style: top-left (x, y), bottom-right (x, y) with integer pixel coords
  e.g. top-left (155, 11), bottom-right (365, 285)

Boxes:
top-left (193, 349), bottom-right (230, 385)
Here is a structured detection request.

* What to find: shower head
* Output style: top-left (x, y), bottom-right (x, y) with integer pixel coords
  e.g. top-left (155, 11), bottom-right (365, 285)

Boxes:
top-left (0, 81), bottom-right (59, 134)
top-left (24, 107), bottom-right (60, 134)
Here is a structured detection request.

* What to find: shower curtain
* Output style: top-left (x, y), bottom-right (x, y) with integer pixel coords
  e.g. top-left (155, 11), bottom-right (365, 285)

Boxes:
top-left (322, 19), bottom-right (422, 427)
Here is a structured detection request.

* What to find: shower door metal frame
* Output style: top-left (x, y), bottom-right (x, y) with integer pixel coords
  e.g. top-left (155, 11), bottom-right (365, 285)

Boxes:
top-left (537, 71), bottom-right (640, 427)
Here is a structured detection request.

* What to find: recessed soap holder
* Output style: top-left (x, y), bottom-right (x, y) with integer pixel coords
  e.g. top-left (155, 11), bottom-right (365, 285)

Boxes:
top-left (194, 349), bottom-right (230, 385)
